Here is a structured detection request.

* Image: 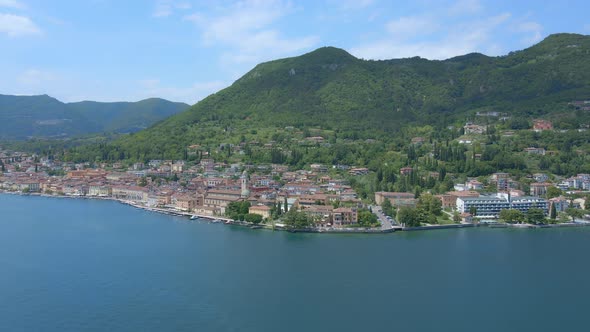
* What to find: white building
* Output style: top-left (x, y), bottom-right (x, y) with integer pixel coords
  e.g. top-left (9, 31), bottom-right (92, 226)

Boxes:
top-left (457, 193), bottom-right (548, 218)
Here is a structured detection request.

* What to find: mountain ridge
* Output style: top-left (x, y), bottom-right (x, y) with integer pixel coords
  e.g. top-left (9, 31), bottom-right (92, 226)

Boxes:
top-left (100, 33), bottom-right (590, 161)
top-left (0, 94), bottom-right (190, 139)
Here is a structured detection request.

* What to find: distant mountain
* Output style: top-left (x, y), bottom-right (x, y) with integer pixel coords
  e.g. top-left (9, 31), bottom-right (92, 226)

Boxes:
top-left (103, 33), bottom-right (590, 160)
top-left (0, 94), bottom-right (189, 140)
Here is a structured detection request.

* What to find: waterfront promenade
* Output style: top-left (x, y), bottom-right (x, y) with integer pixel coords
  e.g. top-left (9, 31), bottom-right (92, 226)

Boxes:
top-left (3, 191), bottom-right (589, 235)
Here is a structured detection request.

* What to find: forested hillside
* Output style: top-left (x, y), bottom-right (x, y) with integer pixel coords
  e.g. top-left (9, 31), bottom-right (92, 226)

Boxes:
top-left (88, 33), bottom-right (590, 160)
top-left (51, 33), bottom-right (590, 164)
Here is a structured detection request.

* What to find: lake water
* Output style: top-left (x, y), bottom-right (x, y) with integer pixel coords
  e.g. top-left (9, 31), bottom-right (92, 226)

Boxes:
top-left (1, 194), bottom-right (589, 332)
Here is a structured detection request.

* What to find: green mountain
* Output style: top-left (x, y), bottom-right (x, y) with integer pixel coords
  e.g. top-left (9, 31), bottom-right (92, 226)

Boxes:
top-left (88, 33), bottom-right (590, 160)
top-left (0, 94), bottom-right (189, 139)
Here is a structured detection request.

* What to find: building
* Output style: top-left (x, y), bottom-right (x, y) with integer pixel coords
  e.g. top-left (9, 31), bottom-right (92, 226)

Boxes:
top-left (549, 197), bottom-right (569, 213)
top-left (193, 205), bottom-right (219, 216)
top-left (400, 167), bottom-right (413, 176)
top-left (456, 193), bottom-right (548, 218)
top-left (509, 195), bottom-right (549, 214)
top-left (466, 180), bottom-right (484, 190)
top-left (456, 195), bottom-right (510, 218)
top-left (524, 147), bottom-right (546, 155)
top-left (530, 183), bottom-right (551, 197)
top-left (249, 205), bottom-right (271, 219)
top-left (436, 191), bottom-right (480, 209)
top-left (300, 205), bottom-right (333, 224)
top-left (332, 207), bottom-right (358, 227)
top-left (16, 180), bottom-right (40, 192)
top-left (171, 163), bottom-right (185, 173)
top-left (463, 123), bottom-right (486, 134)
top-left (240, 171), bottom-right (250, 198)
top-left (203, 189), bottom-right (243, 214)
top-left (204, 177), bottom-right (229, 188)
top-left (348, 168), bottom-right (369, 176)
top-left (533, 173), bottom-right (549, 183)
top-left (375, 192), bottom-right (416, 207)
top-left (88, 183), bottom-right (112, 197)
top-left (174, 195), bottom-right (198, 211)
top-left (111, 186), bottom-right (148, 202)
top-left (411, 137), bottom-right (426, 145)
top-left (296, 194), bottom-right (329, 207)
top-left (533, 119), bottom-right (553, 131)
top-left (310, 164), bottom-right (328, 173)
top-left (492, 172), bottom-right (510, 192)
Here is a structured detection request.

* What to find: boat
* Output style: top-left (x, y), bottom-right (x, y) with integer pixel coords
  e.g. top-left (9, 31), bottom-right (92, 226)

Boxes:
top-left (211, 219), bottom-right (222, 223)
top-left (190, 215), bottom-right (198, 220)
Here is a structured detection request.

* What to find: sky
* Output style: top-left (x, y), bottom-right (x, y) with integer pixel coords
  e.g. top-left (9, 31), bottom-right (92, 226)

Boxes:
top-left (1, 0), bottom-right (588, 104)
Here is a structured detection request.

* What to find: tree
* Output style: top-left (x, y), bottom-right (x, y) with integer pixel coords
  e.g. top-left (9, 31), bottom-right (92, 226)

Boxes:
top-left (381, 198), bottom-right (395, 217)
top-left (414, 186), bottom-right (422, 199)
top-left (417, 193), bottom-right (442, 216)
top-left (565, 208), bottom-right (584, 222)
top-left (546, 186), bottom-right (562, 199)
top-left (284, 196), bottom-right (288, 213)
top-left (240, 201), bottom-right (251, 214)
top-left (244, 213), bottom-right (263, 224)
top-left (284, 209), bottom-right (312, 229)
top-left (499, 209), bottom-right (524, 224)
top-left (276, 201), bottom-right (282, 216)
top-left (357, 209), bottom-right (378, 227)
top-left (526, 208), bottom-right (546, 224)
top-left (138, 177), bottom-right (148, 187)
top-left (397, 207), bottom-right (420, 227)
top-left (225, 201), bottom-right (251, 219)
top-left (549, 203), bottom-right (557, 220)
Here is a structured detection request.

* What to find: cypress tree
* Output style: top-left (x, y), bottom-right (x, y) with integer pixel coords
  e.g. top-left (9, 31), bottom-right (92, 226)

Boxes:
top-left (550, 203), bottom-right (557, 220)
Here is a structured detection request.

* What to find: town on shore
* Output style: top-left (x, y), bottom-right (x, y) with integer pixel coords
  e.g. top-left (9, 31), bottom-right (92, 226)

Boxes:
top-left (1, 142), bottom-right (589, 233)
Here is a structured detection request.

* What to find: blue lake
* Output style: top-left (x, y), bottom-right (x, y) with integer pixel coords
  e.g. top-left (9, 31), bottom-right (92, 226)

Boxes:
top-left (1, 194), bottom-right (589, 332)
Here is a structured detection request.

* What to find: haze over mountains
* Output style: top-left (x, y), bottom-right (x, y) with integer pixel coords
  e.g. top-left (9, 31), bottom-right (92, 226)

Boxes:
top-left (0, 94), bottom-right (189, 140)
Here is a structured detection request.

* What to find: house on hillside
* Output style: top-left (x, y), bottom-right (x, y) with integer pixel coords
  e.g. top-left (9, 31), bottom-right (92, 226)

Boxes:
top-left (524, 147), bottom-right (546, 155)
top-left (533, 119), bottom-right (553, 131)
top-left (463, 123), bottom-right (486, 134)
top-left (400, 167), bottom-right (413, 176)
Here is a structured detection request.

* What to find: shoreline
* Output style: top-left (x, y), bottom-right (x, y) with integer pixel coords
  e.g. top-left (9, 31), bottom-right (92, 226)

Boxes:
top-left (2, 190), bottom-right (589, 234)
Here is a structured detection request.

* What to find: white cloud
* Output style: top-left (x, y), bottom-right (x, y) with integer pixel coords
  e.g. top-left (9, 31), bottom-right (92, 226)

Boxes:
top-left (17, 68), bottom-right (56, 86)
top-left (336, 0), bottom-right (374, 10)
top-left (350, 12), bottom-right (511, 60)
top-left (386, 16), bottom-right (439, 38)
top-left (184, 0), bottom-right (319, 65)
top-left (447, 0), bottom-right (482, 16)
top-left (0, 0), bottom-right (25, 9)
top-left (0, 13), bottom-right (41, 36)
top-left (153, 0), bottom-right (191, 18)
top-left (138, 79), bottom-right (228, 104)
top-left (516, 21), bottom-right (543, 45)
